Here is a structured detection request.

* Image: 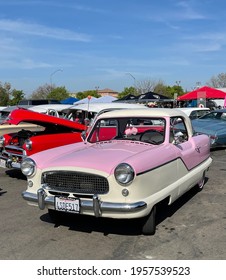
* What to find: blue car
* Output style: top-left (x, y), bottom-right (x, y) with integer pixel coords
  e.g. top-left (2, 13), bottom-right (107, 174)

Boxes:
top-left (191, 108), bottom-right (226, 149)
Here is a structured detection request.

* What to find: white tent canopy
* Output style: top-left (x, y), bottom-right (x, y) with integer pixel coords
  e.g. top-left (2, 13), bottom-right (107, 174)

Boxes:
top-left (73, 96), bottom-right (98, 105)
top-left (97, 96), bottom-right (117, 102)
top-left (73, 95), bottom-right (117, 105)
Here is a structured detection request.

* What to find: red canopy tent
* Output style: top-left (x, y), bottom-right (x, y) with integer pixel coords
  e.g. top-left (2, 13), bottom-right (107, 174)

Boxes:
top-left (177, 86), bottom-right (226, 100)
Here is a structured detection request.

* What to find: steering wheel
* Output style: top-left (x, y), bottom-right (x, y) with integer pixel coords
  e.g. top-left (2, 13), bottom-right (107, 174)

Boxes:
top-left (139, 130), bottom-right (163, 144)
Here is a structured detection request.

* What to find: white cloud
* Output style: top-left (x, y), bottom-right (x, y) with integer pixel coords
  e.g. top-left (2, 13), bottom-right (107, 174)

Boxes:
top-left (175, 0), bottom-right (207, 20)
top-left (0, 58), bottom-right (52, 69)
top-left (0, 19), bottom-right (92, 42)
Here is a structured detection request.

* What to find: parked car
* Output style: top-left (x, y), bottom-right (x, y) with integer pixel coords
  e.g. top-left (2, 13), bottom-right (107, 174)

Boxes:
top-left (29, 104), bottom-right (73, 118)
top-left (62, 102), bottom-right (146, 125)
top-left (208, 99), bottom-right (225, 109)
top-left (0, 108), bottom-right (86, 169)
top-left (21, 108), bottom-right (212, 235)
top-left (0, 106), bottom-right (18, 124)
top-left (191, 108), bottom-right (226, 149)
top-left (177, 107), bottom-right (210, 120)
top-left (18, 99), bottom-right (61, 106)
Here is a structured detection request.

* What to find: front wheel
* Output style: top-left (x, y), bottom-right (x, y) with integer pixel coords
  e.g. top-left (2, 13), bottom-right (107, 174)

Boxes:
top-left (196, 171), bottom-right (206, 191)
top-left (141, 205), bottom-right (156, 235)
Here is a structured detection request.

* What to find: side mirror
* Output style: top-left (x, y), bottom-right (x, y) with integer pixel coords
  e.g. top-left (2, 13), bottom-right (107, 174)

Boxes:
top-left (173, 131), bottom-right (184, 144)
top-left (81, 130), bottom-right (86, 141)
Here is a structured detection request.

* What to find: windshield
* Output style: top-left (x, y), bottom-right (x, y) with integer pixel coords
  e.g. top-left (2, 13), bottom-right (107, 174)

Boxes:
top-left (87, 117), bottom-right (166, 145)
top-left (0, 111), bottom-right (11, 124)
top-left (199, 111), bottom-right (226, 121)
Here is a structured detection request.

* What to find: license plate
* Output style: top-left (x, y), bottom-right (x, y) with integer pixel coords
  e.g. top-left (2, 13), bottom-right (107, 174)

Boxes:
top-left (55, 197), bottom-right (80, 213)
top-left (11, 162), bottom-right (21, 168)
top-left (0, 159), bottom-right (6, 168)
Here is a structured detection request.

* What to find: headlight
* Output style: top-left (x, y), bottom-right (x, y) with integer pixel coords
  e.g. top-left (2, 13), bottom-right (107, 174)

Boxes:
top-left (209, 135), bottom-right (217, 145)
top-left (25, 139), bottom-right (32, 150)
top-left (0, 136), bottom-right (5, 147)
top-left (114, 163), bottom-right (135, 185)
top-left (21, 158), bottom-right (36, 176)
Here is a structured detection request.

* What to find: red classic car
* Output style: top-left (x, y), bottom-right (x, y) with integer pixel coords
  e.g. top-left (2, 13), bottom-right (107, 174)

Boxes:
top-left (0, 108), bottom-right (86, 169)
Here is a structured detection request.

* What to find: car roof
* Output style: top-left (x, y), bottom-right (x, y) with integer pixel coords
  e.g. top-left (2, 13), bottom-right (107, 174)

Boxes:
top-left (177, 107), bottom-right (210, 115)
top-left (209, 108), bottom-right (226, 112)
top-left (29, 104), bottom-right (73, 113)
top-left (97, 108), bottom-right (189, 118)
top-left (1, 105), bottom-right (34, 112)
top-left (178, 107), bottom-right (210, 112)
top-left (64, 102), bottom-right (146, 113)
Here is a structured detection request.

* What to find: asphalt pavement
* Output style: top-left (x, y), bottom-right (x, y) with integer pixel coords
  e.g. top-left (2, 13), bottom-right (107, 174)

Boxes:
top-left (0, 149), bottom-right (225, 260)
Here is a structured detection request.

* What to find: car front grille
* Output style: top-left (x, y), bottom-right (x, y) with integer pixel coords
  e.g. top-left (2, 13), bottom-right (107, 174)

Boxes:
top-left (42, 171), bottom-right (109, 195)
top-left (2, 145), bottom-right (25, 161)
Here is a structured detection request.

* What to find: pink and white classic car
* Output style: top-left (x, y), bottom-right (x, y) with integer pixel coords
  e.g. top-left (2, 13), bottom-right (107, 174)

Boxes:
top-left (21, 108), bottom-right (212, 235)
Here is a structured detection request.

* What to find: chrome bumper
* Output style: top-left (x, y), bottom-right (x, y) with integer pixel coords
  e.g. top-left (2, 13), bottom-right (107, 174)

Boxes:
top-left (0, 155), bottom-right (22, 169)
top-left (22, 188), bottom-right (147, 217)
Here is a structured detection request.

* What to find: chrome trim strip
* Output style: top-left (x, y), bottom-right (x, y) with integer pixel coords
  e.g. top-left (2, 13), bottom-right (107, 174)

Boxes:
top-left (22, 190), bottom-right (147, 216)
top-left (3, 145), bottom-right (26, 154)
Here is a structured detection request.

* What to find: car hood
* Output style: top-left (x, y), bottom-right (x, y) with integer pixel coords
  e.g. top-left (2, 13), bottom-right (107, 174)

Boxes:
top-left (192, 119), bottom-right (226, 134)
top-left (4, 108), bottom-right (86, 131)
top-left (31, 140), bottom-right (167, 175)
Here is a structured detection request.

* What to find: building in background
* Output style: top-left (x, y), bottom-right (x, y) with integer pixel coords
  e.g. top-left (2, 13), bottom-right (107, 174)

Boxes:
top-left (97, 88), bottom-right (119, 98)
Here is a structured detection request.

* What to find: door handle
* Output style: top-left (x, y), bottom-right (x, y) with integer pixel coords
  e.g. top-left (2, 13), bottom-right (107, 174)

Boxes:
top-left (195, 146), bottom-right (201, 153)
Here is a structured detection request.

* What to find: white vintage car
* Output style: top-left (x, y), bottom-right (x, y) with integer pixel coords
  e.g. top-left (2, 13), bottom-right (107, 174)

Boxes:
top-left (21, 108), bottom-right (212, 235)
top-left (29, 104), bottom-right (73, 117)
top-left (62, 102), bottom-right (146, 125)
top-left (177, 107), bottom-right (210, 119)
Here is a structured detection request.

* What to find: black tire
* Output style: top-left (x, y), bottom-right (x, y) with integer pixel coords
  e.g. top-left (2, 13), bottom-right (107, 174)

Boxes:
top-left (141, 205), bottom-right (156, 235)
top-left (197, 171), bottom-right (206, 191)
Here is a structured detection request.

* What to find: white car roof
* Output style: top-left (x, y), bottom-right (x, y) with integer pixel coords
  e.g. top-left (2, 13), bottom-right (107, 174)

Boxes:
top-left (67, 102), bottom-right (146, 113)
top-left (177, 107), bottom-right (210, 115)
top-left (29, 104), bottom-right (73, 113)
top-left (99, 108), bottom-right (188, 118)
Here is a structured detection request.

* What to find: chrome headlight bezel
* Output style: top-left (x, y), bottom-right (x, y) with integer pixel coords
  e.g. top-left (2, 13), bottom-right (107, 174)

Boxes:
top-left (0, 136), bottom-right (5, 147)
top-left (21, 158), bottom-right (36, 177)
top-left (114, 163), bottom-right (135, 186)
top-left (209, 135), bottom-right (217, 145)
top-left (25, 139), bottom-right (32, 150)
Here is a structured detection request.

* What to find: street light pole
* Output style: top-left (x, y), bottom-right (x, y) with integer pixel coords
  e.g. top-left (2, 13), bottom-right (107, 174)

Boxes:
top-left (126, 72), bottom-right (136, 84)
top-left (50, 69), bottom-right (63, 88)
top-left (175, 80), bottom-right (181, 87)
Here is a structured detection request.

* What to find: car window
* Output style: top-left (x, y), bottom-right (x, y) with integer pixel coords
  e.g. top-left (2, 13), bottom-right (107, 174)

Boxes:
top-left (189, 111), bottom-right (197, 119)
top-left (189, 110), bottom-right (210, 120)
top-left (221, 113), bottom-right (226, 120)
top-left (88, 117), bottom-right (166, 145)
top-left (0, 111), bottom-right (10, 123)
top-left (196, 110), bottom-right (210, 118)
top-left (200, 111), bottom-right (226, 120)
top-left (170, 117), bottom-right (188, 144)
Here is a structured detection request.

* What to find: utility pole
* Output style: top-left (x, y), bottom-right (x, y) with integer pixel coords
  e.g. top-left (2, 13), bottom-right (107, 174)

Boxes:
top-left (50, 69), bottom-right (63, 89)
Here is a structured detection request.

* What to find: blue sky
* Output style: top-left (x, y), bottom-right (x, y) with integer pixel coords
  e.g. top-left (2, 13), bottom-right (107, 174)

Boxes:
top-left (0, 0), bottom-right (226, 96)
